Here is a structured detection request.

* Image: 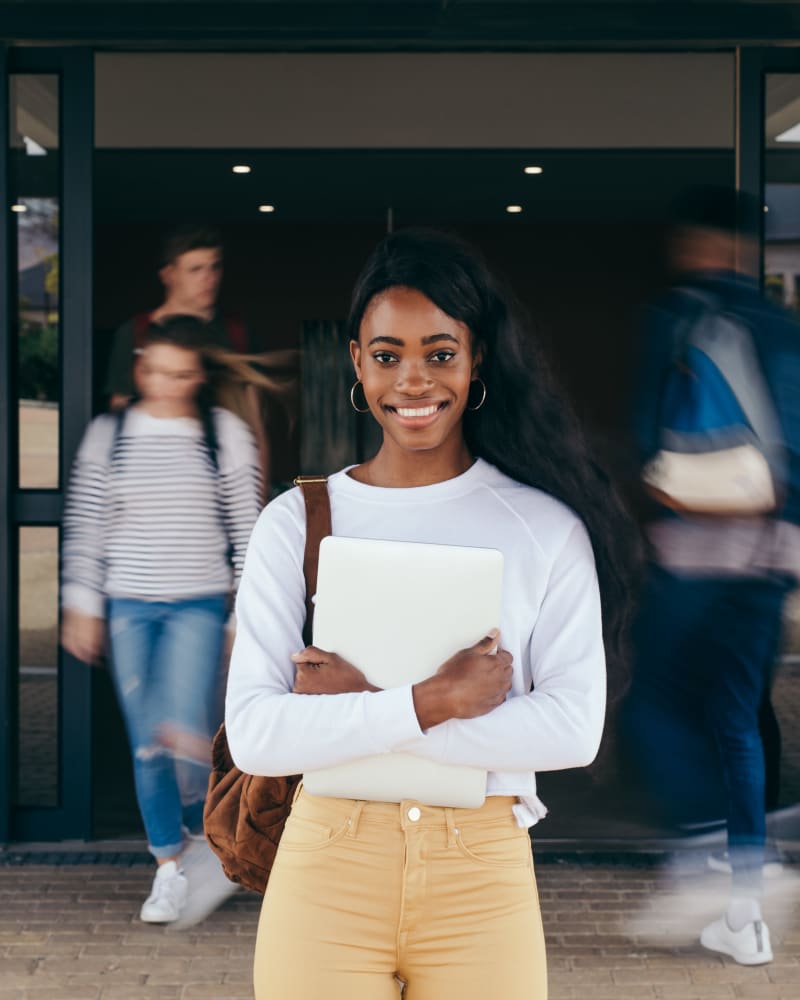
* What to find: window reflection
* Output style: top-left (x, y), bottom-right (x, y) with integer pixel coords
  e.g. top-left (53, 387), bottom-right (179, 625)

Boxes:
top-left (9, 75), bottom-right (60, 488)
top-left (766, 75), bottom-right (800, 316)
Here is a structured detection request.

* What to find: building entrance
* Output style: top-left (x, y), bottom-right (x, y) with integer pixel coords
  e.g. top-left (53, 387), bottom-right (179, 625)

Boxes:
top-left (7, 47), bottom-right (797, 845)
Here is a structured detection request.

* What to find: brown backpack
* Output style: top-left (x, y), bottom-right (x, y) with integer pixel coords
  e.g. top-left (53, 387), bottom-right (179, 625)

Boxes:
top-left (203, 476), bottom-right (331, 893)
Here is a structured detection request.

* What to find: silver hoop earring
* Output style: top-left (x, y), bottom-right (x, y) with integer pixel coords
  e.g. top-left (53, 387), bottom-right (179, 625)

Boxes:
top-left (467, 378), bottom-right (487, 411)
top-left (350, 380), bottom-right (370, 413)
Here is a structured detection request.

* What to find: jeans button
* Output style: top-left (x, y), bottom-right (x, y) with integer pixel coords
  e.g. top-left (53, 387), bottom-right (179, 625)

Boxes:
top-left (407, 806), bottom-right (421, 822)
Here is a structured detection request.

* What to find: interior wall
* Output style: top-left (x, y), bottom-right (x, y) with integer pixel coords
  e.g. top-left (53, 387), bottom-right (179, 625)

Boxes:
top-left (94, 52), bottom-right (735, 150)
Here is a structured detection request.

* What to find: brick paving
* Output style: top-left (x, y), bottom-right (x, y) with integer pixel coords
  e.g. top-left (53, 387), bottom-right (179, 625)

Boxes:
top-left (0, 853), bottom-right (798, 999)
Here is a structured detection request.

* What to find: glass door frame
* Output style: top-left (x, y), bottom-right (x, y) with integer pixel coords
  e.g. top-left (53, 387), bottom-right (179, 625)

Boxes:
top-left (737, 47), bottom-right (800, 281)
top-left (1, 45), bottom-right (94, 842)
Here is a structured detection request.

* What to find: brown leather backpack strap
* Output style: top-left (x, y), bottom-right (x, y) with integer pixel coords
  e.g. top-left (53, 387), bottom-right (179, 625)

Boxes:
top-left (294, 476), bottom-right (331, 645)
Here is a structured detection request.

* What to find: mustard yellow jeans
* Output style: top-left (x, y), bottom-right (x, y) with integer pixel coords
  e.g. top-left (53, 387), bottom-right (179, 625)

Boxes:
top-left (254, 789), bottom-right (547, 999)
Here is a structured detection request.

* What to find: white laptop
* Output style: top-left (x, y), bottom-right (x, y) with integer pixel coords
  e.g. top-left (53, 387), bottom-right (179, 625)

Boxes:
top-left (302, 535), bottom-right (504, 808)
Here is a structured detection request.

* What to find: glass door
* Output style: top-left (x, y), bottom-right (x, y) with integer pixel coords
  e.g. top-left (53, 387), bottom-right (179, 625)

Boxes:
top-left (763, 62), bottom-right (800, 812)
top-left (1, 48), bottom-right (94, 841)
top-left (765, 73), bottom-right (800, 313)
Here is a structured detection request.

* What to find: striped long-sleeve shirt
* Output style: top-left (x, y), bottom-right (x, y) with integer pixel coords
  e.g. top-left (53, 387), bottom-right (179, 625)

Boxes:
top-left (62, 406), bottom-right (262, 618)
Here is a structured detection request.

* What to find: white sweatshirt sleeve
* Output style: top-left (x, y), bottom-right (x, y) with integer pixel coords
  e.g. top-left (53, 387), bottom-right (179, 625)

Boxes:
top-left (61, 415), bottom-right (115, 618)
top-left (397, 521), bottom-right (606, 772)
top-left (224, 492), bottom-right (425, 777)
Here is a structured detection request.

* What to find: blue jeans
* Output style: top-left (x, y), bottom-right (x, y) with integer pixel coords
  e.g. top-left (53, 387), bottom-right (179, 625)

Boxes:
top-left (107, 595), bottom-right (228, 858)
top-left (621, 568), bottom-right (791, 893)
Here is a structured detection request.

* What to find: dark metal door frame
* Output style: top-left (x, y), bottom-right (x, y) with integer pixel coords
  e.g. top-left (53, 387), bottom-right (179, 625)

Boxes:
top-left (737, 46), bottom-right (800, 281)
top-left (0, 43), bottom-right (11, 844)
top-left (2, 46), bottom-right (94, 842)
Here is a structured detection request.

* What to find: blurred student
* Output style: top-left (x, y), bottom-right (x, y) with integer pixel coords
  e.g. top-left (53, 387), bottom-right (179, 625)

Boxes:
top-left (62, 316), bottom-right (262, 926)
top-left (105, 224), bottom-right (250, 411)
top-left (625, 186), bottom-right (800, 965)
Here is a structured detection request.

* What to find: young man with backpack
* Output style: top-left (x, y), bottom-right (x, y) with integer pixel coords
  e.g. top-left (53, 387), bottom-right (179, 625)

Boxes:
top-left (624, 186), bottom-right (800, 965)
top-left (104, 224), bottom-right (250, 410)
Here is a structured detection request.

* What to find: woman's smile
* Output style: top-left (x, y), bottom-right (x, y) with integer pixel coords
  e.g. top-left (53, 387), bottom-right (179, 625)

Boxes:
top-left (384, 400), bottom-right (449, 427)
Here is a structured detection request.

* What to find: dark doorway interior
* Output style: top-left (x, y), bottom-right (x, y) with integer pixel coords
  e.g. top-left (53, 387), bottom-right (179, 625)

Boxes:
top-left (92, 670), bottom-right (137, 839)
top-left (91, 146), bottom-right (734, 841)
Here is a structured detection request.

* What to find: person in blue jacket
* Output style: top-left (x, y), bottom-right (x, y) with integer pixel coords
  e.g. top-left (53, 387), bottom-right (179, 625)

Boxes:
top-left (625, 185), bottom-right (800, 965)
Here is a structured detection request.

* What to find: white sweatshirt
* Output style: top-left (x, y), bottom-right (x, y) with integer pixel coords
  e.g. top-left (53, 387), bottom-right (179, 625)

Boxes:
top-left (225, 458), bottom-right (605, 818)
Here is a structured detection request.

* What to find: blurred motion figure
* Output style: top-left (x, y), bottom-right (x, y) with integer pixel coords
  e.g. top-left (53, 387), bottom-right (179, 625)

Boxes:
top-left (61, 316), bottom-right (263, 926)
top-left (105, 224), bottom-right (250, 411)
top-left (624, 186), bottom-right (800, 965)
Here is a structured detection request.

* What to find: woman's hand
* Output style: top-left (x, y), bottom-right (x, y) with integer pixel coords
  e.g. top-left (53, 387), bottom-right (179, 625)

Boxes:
top-left (412, 629), bottom-right (513, 730)
top-left (291, 646), bottom-right (381, 695)
top-left (61, 610), bottom-right (106, 665)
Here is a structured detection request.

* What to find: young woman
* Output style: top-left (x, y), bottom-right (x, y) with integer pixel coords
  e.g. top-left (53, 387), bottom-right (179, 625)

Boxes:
top-left (61, 316), bottom-right (264, 926)
top-left (225, 230), bottom-right (634, 998)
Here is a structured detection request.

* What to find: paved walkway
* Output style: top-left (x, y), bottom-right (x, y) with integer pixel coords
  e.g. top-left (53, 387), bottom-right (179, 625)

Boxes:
top-left (1, 852), bottom-right (798, 999)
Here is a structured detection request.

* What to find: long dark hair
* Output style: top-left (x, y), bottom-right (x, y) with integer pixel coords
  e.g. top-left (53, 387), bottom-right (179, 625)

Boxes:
top-left (347, 229), bottom-right (639, 697)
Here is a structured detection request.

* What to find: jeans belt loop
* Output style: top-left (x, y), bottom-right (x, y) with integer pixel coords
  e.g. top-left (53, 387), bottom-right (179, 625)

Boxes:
top-left (346, 799), bottom-right (365, 838)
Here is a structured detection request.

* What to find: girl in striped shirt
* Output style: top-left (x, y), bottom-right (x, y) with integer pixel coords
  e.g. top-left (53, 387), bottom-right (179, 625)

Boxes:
top-left (61, 316), bottom-right (263, 926)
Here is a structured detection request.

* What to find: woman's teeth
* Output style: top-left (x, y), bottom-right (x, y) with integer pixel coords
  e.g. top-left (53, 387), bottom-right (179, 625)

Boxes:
top-left (396, 405), bottom-right (438, 418)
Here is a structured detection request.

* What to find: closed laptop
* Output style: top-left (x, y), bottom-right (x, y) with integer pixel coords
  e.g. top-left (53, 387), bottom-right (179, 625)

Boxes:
top-left (303, 535), bottom-right (504, 808)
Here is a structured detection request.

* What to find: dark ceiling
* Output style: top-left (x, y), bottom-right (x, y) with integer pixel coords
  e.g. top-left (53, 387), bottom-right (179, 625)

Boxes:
top-left (3, 2), bottom-right (800, 49)
top-left (85, 148), bottom-right (734, 225)
top-left (15, 147), bottom-right (797, 228)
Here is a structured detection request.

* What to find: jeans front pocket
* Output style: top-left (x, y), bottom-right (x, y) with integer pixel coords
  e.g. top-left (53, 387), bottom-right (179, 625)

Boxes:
top-left (454, 818), bottom-right (533, 868)
top-left (278, 813), bottom-right (350, 853)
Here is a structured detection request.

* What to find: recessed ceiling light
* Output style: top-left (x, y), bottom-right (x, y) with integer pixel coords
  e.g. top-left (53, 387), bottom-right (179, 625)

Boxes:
top-left (258, 204), bottom-right (275, 213)
top-left (506, 205), bottom-right (523, 214)
top-left (11, 203), bottom-right (27, 213)
top-left (523, 166), bottom-right (543, 175)
top-left (232, 164), bottom-right (252, 174)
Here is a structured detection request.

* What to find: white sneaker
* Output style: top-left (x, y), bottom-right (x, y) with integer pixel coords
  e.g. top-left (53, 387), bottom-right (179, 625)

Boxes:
top-left (140, 860), bottom-right (188, 923)
top-left (168, 837), bottom-right (240, 930)
top-left (700, 915), bottom-right (773, 965)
